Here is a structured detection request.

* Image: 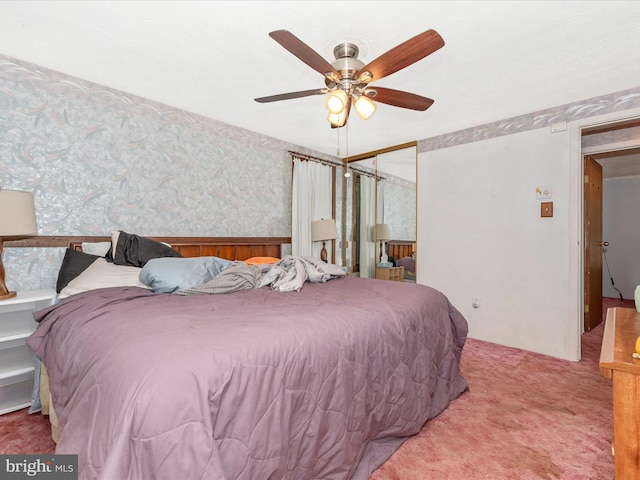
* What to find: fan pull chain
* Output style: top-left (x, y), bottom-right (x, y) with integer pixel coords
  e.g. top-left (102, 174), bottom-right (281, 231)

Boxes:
top-left (344, 123), bottom-right (351, 178)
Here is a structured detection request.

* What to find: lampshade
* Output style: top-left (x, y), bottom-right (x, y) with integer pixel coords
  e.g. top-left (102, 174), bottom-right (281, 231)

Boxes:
top-left (311, 219), bottom-right (337, 263)
top-left (327, 108), bottom-right (348, 127)
top-left (326, 89), bottom-right (348, 114)
top-left (354, 96), bottom-right (377, 120)
top-left (0, 189), bottom-right (37, 236)
top-left (311, 219), bottom-right (338, 242)
top-left (0, 188), bottom-right (37, 300)
top-left (375, 224), bottom-right (392, 241)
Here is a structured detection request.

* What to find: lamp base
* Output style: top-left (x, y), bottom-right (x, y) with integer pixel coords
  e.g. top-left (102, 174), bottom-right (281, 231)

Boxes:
top-left (0, 291), bottom-right (17, 301)
top-left (320, 241), bottom-right (328, 263)
top-left (1, 241), bottom-right (17, 300)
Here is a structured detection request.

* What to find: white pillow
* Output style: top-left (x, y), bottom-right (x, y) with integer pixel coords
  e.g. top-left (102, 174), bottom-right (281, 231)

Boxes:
top-left (59, 257), bottom-right (150, 299)
top-left (111, 230), bottom-right (121, 257)
top-left (81, 241), bottom-right (112, 257)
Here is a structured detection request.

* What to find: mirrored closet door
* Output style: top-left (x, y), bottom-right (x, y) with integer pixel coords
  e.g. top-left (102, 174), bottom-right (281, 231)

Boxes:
top-left (342, 142), bottom-right (417, 281)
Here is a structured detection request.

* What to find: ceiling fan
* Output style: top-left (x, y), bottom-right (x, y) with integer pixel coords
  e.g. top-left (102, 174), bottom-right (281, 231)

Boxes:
top-left (254, 29), bottom-right (444, 128)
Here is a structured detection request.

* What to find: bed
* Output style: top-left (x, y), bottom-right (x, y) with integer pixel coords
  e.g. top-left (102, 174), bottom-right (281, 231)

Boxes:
top-left (387, 241), bottom-right (416, 281)
top-left (27, 233), bottom-right (468, 480)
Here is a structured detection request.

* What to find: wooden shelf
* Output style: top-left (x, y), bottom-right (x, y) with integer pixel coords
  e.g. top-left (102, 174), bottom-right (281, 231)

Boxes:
top-left (599, 307), bottom-right (640, 480)
top-left (0, 290), bottom-right (56, 415)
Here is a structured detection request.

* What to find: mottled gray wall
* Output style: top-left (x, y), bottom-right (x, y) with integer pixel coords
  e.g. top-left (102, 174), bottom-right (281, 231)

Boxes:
top-left (0, 55), bottom-right (332, 290)
top-left (382, 176), bottom-right (416, 241)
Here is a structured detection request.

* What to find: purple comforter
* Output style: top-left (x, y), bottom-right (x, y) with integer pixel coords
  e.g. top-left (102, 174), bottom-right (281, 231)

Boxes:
top-left (28, 276), bottom-right (468, 480)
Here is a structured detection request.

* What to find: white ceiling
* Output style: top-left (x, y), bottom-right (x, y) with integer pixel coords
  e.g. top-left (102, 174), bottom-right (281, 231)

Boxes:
top-left (1, 1), bottom-right (640, 158)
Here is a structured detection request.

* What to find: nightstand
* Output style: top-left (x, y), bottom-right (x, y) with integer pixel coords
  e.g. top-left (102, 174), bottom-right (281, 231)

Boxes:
top-left (0, 289), bottom-right (56, 415)
top-left (375, 266), bottom-right (404, 282)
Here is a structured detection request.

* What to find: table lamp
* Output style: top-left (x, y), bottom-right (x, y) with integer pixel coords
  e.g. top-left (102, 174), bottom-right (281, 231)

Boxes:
top-left (311, 219), bottom-right (338, 262)
top-left (375, 224), bottom-right (392, 263)
top-left (0, 189), bottom-right (37, 300)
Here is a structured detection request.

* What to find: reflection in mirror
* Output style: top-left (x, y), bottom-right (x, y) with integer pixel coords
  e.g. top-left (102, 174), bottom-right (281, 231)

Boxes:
top-left (341, 158), bottom-right (376, 278)
top-left (344, 142), bottom-right (417, 281)
top-left (375, 145), bottom-right (417, 282)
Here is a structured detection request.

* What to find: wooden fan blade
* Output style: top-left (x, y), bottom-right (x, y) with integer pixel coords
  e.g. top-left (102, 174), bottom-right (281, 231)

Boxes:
top-left (355, 29), bottom-right (444, 83)
top-left (366, 87), bottom-right (434, 111)
top-left (269, 30), bottom-right (342, 81)
top-left (255, 89), bottom-right (326, 103)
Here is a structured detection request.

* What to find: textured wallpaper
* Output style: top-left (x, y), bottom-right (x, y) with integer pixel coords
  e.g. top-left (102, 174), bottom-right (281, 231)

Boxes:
top-left (382, 176), bottom-right (416, 241)
top-left (419, 87), bottom-right (640, 152)
top-left (0, 54), bottom-right (334, 290)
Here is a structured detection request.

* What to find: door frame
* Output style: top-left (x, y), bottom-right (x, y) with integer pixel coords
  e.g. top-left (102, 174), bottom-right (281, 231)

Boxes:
top-left (568, 106), bottom-right (640, 361)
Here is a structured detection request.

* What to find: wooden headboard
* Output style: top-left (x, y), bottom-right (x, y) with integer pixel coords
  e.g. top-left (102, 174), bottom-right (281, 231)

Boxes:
top-left (67, 236), bottom-right (290, 261)
top-left (387, 241), bottom-right (415, 261)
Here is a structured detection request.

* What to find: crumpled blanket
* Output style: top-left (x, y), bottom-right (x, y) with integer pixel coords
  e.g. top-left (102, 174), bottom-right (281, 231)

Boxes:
top-left (176, 255), bottom-right (346, 295)
top-left (260, 255), bottom-right (346, 292)
top-left (174, 261), bottom-right (267, 295)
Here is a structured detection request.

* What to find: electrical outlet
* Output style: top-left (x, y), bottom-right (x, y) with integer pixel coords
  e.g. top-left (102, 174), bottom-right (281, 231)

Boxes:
top-left (472, 296), bottom-right (480, 308)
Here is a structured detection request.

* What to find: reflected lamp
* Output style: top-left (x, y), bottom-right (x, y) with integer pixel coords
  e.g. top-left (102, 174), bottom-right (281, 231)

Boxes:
top-left (375, 223), bottom-right (392, 263)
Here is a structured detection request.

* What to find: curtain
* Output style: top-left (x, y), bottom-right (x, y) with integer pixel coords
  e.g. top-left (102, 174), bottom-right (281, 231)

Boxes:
top-left (292, 158), bottom-right (334, 259)
top-left (377, 180), bottom-right (385, 225)
top-left (359, 175), bottom-right (376, 278)
top-left (376, 180), bottom-right (387, 264)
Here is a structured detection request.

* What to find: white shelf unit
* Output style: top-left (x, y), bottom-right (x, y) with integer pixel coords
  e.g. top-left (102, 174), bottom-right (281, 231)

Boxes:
top-left (0, 290), bottom-right (56, 415)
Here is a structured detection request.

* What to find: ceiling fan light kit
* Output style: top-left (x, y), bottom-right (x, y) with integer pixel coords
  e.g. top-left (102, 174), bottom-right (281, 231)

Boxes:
top-left (353, 95), bottom-right (376, 120)
top-left (255, 29), bottom-right (444, 128)
top-left (327, 107), bottom-right (348, 127)
top-left (326, 89), bottom-right (348, 114)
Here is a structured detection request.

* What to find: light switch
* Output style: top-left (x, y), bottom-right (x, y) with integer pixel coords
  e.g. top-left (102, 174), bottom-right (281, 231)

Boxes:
top-left (541, 202), bottom-right (553, 217)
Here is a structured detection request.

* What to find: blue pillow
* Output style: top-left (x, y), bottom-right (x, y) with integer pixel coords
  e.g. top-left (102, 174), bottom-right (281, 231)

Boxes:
top-left (140, 256), bottom-right (231, 293)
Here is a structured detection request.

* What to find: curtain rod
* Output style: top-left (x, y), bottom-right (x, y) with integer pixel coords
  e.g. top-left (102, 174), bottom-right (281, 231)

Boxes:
top-left (288, 151), bottom-right (383, 180)
top-left (288, 151), bottom-right (341, 167)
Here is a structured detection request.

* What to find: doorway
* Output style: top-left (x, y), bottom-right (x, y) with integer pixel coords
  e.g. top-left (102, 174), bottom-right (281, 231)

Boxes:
top-left (583, 155), bottom-right (603, 332)
top-left (581, 120), bottom-right (640, 333)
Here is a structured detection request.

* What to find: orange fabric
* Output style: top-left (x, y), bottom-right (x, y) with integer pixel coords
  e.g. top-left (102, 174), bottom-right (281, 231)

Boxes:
top-left (245, 257), bottom-right (280, 265)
